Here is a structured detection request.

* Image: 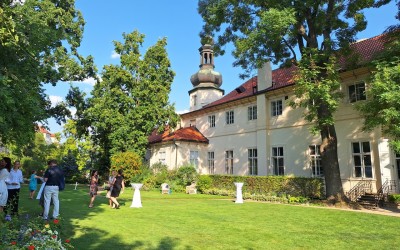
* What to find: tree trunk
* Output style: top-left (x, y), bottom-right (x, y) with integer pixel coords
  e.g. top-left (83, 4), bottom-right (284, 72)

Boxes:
top-left (320, 122), bottom-right (346, 201)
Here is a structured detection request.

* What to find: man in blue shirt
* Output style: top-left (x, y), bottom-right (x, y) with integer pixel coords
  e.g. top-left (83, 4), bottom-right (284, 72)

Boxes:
top-left (43, 160), bottom-right (64, 220)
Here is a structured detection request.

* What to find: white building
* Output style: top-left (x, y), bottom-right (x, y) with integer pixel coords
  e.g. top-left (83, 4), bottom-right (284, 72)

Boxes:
top-left (148, 33), bottom-right (399, 195)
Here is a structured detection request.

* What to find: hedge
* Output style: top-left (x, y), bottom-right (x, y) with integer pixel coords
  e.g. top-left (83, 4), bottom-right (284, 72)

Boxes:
top-left (198, 175), bottom-right (324, 199)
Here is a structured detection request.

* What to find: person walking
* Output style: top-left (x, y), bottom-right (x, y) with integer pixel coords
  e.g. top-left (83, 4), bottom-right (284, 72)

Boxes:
top-left (5, 160), bottom-right (24, 216)
top-left (29, 170), bottom-right (42, 199)
top-left (106, 170), bottom-right (117, 207)
top-left (110, 169), bottom-right (125, 209)
top-left (88, 170), bottom-right (99, 208)
top-left (43, 159), bottom-right (64, 220)
top-left (0, 157), bottom-right (11, 213)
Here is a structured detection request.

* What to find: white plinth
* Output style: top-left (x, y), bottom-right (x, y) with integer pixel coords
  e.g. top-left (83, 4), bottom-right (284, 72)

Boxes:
top-left (130, 183), bottom-right (143, 208)
top-left (234, 182), bottom-right (244, 204)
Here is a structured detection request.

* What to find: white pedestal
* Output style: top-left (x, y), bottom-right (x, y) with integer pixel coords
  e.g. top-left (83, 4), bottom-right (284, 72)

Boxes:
top-left (234, 182), bottom-right (244, 203)
top-left (130, 183), bottom-right (143, 208)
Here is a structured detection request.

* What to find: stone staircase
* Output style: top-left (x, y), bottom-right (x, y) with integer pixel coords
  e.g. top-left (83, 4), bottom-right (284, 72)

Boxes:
top-left (356, 193), bottom-right (378, 209)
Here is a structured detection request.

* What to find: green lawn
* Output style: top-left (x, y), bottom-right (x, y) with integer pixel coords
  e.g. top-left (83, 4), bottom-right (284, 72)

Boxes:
top-left (18, 184), bottom-right (400, 250)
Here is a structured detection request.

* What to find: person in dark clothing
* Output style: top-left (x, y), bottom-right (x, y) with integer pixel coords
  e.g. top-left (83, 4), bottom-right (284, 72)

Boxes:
top-left (110, 169), bottom-right (125, 209)
top-left (42, 160), bottom-right (64, 220)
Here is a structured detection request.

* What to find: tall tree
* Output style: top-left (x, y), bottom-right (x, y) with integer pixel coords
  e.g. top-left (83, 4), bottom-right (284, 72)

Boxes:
top-left (69, 30), bottom-right (178, 171)
top-left (198, 0), bottom-right (390, 200)
top-left (0, 0), bottom-right (96, 147)
top-left (356, 5), bottom-right (400, 152)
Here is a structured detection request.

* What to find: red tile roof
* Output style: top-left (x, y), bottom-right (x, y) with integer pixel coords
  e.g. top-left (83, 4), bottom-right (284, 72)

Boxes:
top-left (37, 125), bottom-right (55, 137)
top-left (148, 126), bottom-right (209, 144)
top-left (200, 33), bottom-right (389, 109)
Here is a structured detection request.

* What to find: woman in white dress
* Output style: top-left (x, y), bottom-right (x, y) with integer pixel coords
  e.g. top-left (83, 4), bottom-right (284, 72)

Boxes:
top-left (0, 157), bottom-right (11, 212)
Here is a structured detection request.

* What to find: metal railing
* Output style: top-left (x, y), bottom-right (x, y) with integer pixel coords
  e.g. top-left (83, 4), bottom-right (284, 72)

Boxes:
top-left (346, 180), bottom-right (372, 202)
top-left (375, 180), bottom-right (397, 206)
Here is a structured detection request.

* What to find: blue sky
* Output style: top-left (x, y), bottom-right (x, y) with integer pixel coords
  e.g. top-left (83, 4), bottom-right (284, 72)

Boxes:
top-left (45, 0), bottom-right (399, 135)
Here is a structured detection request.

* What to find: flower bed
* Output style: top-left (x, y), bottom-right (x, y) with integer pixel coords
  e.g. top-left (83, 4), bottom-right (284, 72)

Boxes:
top-left (0, 215), bottom-right (73, 249)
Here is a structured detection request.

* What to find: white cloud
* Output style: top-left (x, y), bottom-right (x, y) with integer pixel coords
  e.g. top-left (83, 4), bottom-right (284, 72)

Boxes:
top-left (81, 77), bottom-right (97, 86)
top-left (111, 50), bottom-right (121, 59)
top-left (176, 109), bottom-right (189, 115)
top-left (49, 95), bottom-right (63, 107)
top-left (68, 107), bottom-right (77, 117)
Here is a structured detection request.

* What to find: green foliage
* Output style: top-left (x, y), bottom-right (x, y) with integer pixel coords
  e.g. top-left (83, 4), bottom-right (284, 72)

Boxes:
top-left (197, 175), bottom-right (212, 193)
top-left (59, 152), bottom-right (79, 183)
top-left (68, 30), bottom-right (178, 168)
top-left (357, 31), bottom-right (400, 151)
top-left (20, 157), bottom-right (45, 178)
top-left (0, 0), bottom-right (96, 147)
top-left (388, 194), bottom-right (400, 204)
top-left (201, 175), bottom-right (323, 199)
top-left (110, 151), bottom-right (142, 184)
top-left (176, 164), bottom-right (199, 186)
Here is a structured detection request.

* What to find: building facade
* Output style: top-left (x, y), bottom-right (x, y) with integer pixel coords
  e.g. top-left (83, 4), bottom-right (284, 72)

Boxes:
top-left (148, 33), bottom-right (399, 194)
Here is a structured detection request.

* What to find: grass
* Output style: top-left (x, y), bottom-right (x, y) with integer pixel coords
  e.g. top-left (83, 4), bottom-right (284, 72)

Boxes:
top-left (17, 184), bottom-right (400, 250)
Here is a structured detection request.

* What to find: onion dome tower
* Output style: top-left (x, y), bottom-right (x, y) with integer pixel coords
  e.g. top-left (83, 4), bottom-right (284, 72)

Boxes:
top-left (189, 41), bottom-right (224, 111)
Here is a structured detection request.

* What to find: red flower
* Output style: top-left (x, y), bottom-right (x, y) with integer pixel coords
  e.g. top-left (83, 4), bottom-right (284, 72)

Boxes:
top-left (11, 241), bottom-right (17, 245)
top-left (65, 239), bottom-right (70, 243)
top-left (52, 235), bottom-right (57, 239)
top-left (28, 245), bottom-right (35, 250)
top-left (53, 219), bottom-right (59, 224)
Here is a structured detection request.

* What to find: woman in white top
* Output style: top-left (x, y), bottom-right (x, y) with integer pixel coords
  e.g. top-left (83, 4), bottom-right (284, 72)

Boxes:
top-left (5, 160), bottom-right (24, 215)
top-left (0, 157), bottom-right (11, 212)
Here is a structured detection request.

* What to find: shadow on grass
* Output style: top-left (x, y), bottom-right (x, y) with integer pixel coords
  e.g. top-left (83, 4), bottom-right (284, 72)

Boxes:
top-left (19, 184), bottom-right (195, 250)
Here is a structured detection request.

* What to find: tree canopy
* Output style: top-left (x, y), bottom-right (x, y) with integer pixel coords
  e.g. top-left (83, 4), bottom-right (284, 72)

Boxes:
top-left (68, 30), bottom-right (178, 172)
top-left (198, 0), bottom-right (391, 200)
top-left (0, 0), bottom-right (96, 147)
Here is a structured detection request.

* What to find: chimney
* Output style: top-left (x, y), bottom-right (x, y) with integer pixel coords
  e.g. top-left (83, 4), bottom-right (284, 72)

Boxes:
top-left (257, 61), bottom-right (272, 91)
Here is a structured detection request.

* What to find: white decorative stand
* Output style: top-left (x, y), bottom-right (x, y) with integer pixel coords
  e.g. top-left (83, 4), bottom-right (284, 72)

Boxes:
top-left (130, 183), bottom-right (143, 208)
top-left (234, 182), bottom-right (244, 203)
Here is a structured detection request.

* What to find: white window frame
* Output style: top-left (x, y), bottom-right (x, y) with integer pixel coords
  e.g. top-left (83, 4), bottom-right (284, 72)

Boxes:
top-left (351, 141), bottom-right (373, 178)
top-left (248, 105), bottom-right (257, 121)
top-left (208, 151), bottom-right (215, 174)
top-left (190, 150), bottom-right (199, 168)
top-left (225, 150), bottom-right (233, 174)
top-left (226, 110), bottom-right (234, 125)
top-left (348, 82), bottom-right (366, 103)
top-left (271, 146), bottom-right (284, 175)
top-left (271, 99), bottom-right (283, 117)
top-left (159, 151), bottom-right (166, 165)
top-left (248, 148), bottom-right (258, 175)
top-left (208, 115), bottom-right (216, 128)
top-left (309, 145), bottom-right (323, 177)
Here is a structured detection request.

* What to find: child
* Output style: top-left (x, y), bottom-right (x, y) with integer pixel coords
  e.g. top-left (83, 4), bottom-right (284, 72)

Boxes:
top-left (29, 170), bottom-right (42, 199)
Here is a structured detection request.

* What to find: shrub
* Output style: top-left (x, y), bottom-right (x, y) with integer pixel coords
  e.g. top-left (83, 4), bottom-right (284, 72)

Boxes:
top-left (110, 151), bottom-right (142, 184)
top-left (197, 175), bottom-right (212, 193)
top-left (176, 164), bottom-right (198, 186)
top-left (388, 194), bottom-right (400, 204)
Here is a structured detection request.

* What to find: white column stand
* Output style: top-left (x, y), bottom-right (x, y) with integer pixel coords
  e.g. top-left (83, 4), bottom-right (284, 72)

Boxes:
top-left (234, 182), bottom-right (244, 203)
top-left (130, 183), bottom-right (143, 208)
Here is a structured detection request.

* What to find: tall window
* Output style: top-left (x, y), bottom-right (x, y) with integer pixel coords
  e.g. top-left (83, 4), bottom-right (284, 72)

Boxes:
top-left (226, 110), bottom-right (234, 124)
top-left (349, 82), bottom-right (366, 103)
top-left (271, 100), bottom-right (283, 116)
top-left (225, 150), bottom-right (233, 174)
top-left (208, 115), bottom-right (216, 128)
top-left (248, 148), bottom-right (258, 175)
top-left (309, 145), bottom-right (323, 177)
top-left (352, 141), bottom-right (372, 178)
top-left (208, 151), bottom-right (215, 174)
top-left (272, 146), bottom-right (284, 175)
top-left (248, 105), bottom-right (257, 120)
top-left (159, 151), bottom-right (166, 164)
top-left (396, 153), bottom-right (400, 179)
top-left (190, 151), bottom-right (199, 168)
